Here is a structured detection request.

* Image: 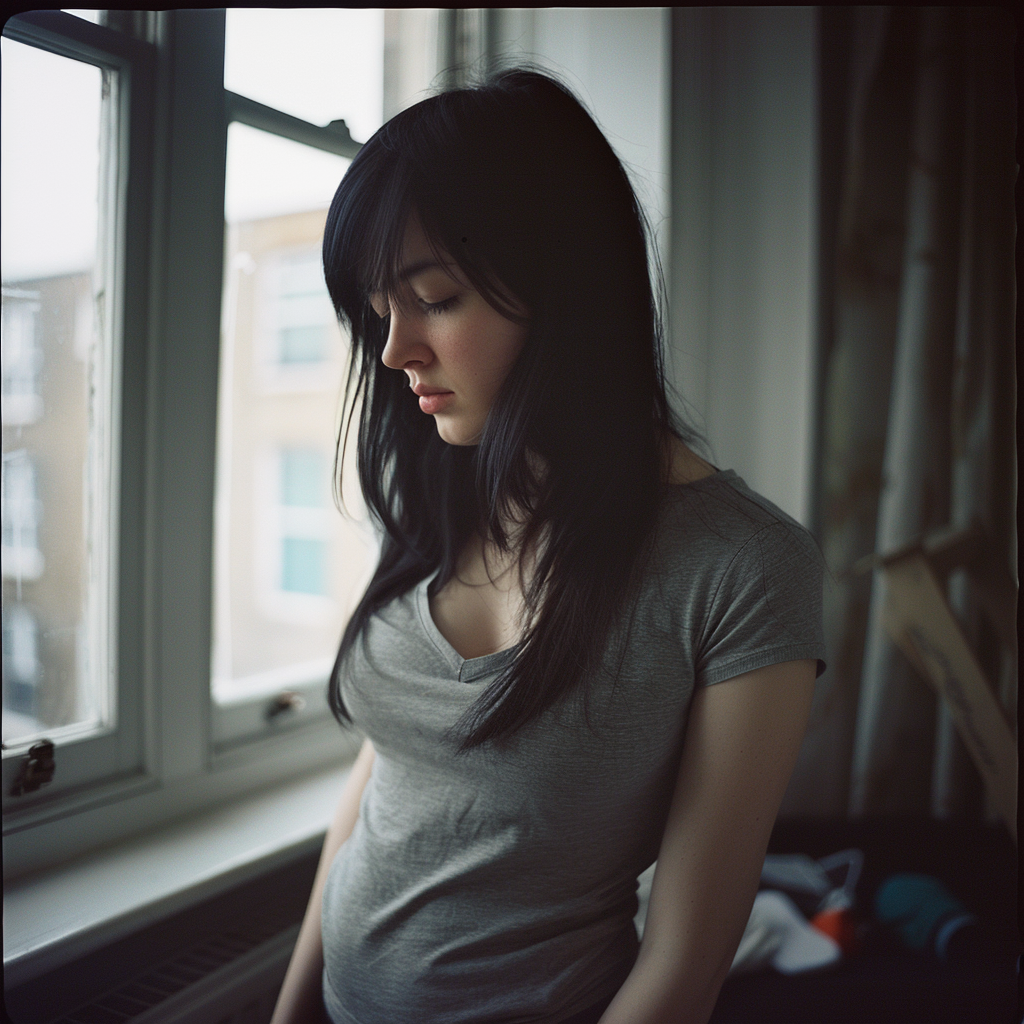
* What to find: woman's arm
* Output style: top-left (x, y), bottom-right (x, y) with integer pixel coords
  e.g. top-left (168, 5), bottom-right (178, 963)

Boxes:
top-left (270, 737), bottom-right (376, 1024)
top-left (600, 659), bottom-right (816, 1024)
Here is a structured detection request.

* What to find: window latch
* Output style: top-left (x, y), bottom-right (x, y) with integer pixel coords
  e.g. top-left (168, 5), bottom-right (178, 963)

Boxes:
top-left (9, 739), bottom-right (56, 796)
top-left (265, 691), bottom-right (306, 723)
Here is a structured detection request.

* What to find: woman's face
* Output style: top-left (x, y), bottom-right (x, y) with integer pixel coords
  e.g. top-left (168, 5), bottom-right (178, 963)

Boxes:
top-left (374, 217), bottom-right (528, 446)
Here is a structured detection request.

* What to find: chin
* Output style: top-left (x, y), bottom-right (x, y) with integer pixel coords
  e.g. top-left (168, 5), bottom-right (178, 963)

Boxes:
top-left (434, 416), bottom-right (483, 447)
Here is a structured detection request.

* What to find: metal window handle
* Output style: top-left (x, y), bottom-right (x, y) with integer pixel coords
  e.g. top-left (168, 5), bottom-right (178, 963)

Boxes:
top-left (265, 691), bottom-right (307, 722)
top-left (9, 739), bottom-right (56, 796)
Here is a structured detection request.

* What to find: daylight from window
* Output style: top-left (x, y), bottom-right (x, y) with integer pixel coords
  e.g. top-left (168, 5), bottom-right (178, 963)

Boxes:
top-left (212, 10), bottom-right (384, 707)
top-left (1, 38), bottom-right (112, 746)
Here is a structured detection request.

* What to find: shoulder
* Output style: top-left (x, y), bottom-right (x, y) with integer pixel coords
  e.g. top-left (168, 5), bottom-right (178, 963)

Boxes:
top-left (647, 472), bottom-right (826, 671)
top-left (656, 473), bottom-right (826, 683)
top-left (656, 470), bottom-right (819, 572)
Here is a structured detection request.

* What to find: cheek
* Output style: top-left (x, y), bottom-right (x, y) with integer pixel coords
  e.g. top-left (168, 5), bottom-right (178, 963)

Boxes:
top-left (445, 315), bottom-right (525, 390)
top-left (481, 321), bottom-right (527, 387)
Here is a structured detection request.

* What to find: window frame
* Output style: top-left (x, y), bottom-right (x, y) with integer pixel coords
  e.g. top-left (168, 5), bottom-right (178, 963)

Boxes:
top-left (1, 10), bottom-right (155, 819)
top-left (2, 9), bottom-right (366, 880)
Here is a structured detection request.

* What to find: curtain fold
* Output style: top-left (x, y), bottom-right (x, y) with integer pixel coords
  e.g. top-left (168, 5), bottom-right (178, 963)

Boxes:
top-left (784, 6), bottom-right (1016, 820)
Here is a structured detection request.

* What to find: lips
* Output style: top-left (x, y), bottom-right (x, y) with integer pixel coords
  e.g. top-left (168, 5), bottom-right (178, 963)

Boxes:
top-left (411, 382), bottom-right (454, 415)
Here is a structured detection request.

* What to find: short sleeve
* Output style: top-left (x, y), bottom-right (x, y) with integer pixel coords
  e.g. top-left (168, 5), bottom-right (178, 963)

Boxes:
top-left (696, 521), bottom-right (827, 687)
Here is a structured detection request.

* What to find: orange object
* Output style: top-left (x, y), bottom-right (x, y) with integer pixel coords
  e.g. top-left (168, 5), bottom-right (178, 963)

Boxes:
top-left (811, 907), bottom-right (860, 956)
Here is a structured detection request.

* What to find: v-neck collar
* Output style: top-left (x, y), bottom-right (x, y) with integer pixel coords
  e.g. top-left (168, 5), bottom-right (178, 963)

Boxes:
top-left (414, 576), bottom-right (520, 683)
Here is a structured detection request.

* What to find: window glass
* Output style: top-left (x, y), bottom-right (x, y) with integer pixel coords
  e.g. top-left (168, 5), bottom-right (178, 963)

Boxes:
top-left (224, 8), bottom-right (385, 142)
top-left (212, 126), bottom-right (377, 709)
top-left (60, 10), bottom-right (102, 23)
top-left (279, 449), bottom-right (330, 597)
top-left (276, 251), bottom-right (335, 365)
top-left (1, 39), bottom-right (114, 746)
top-left (225, 122), bottom-right (351, 225)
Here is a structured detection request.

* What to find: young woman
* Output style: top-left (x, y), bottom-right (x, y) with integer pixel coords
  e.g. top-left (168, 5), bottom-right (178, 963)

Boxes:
top-left (272, 69), bottom-right (825, 1024)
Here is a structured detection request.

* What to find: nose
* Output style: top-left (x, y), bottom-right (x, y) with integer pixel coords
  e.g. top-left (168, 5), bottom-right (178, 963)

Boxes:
top-left (380, 309), bottom-right (434, 372)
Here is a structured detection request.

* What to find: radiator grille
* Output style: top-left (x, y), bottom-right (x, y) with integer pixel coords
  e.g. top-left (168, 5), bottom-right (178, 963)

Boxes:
top-left (53, 894), bottom-right (302, 1024)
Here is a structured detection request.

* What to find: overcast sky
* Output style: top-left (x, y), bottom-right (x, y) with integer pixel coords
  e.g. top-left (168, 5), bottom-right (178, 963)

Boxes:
top-left (2, 10), bottom-right (384, 282)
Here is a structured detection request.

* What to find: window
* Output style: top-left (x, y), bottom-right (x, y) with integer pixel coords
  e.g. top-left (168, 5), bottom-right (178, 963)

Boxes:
top-left (1, 15), bottom-right (144, 817)
top-left (1, 290), bottom-right (43, 426)
top-left (278, 448), bottom-right (331, 596)
top-left (2, 605), bottom-right (41, 735)
top-left (210, 9), bottom-right (384, 751)
top-left (1, 451), bottom-right (42, 582)
top-left (274, 252), bottom-right (335, 366)
top-left (1, 7), bottom-right (433, 882)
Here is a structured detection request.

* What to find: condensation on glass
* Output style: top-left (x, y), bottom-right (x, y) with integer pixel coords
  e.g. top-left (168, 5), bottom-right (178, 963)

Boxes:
top-left (1, 39), bottom-right (117, 746)
top-left (211, 121), bottom-right (379, 707)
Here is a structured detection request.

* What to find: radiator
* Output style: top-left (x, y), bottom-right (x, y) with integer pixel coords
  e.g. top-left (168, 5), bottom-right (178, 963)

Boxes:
top-left (53, 912), bottom-right (300, 1024)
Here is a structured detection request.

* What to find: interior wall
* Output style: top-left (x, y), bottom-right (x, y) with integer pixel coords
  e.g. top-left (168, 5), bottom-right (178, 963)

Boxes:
top-left (670, 7), bottom-right (818, 526)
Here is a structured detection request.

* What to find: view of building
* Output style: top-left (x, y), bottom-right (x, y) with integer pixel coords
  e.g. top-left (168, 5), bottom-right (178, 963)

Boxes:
top-left (212, 207), bottom-right (377, 702)
top-left (2, 274), bottom-right (93, 742)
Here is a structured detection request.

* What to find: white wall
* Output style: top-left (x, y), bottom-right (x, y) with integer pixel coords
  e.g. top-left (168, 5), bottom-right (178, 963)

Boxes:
top-left (671, 7), bottom-right (818, 524)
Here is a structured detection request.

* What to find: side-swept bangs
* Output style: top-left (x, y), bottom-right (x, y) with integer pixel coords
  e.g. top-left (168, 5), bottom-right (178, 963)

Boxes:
top-left (323, 98), bottom-right (532, 341)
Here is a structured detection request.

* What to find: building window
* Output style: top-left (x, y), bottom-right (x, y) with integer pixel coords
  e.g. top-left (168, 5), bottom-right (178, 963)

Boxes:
top-left (2, 603), bottom-right (41, 729)
top-left (278, 447), bottom-right (329, 596)
top-left (1, 289), bottom-right (43, 426)
top-left (274, 250), bottom-right (335, 366)
top-left (1, 449), bottom-right (43, 582)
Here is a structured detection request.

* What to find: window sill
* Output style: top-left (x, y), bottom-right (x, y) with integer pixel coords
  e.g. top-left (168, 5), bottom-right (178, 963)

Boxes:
top-left (2, 761), bottom-right (350, 988)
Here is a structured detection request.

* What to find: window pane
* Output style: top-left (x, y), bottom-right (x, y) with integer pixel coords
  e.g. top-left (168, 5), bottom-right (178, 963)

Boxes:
top-left (282, 449), bottom-right (326, 508)
top-left (281, 538), bottom-right (327, 596)
top-left (224, 8), bottom-right (385, 143)
top-left (1, 40), bottom-right (114, 745)
top-left (213, 133), bottom-right (377, 707)
top-left (225, 122), bottom-right (351, 225)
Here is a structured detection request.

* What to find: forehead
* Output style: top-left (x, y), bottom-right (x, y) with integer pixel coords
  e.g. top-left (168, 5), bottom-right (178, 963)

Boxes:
top-left (367, 217), bottom-right (461, 316)
top-left (389, 217), bottom-right (462, 289)
top-left (400, 215), bottom-right (434, 262)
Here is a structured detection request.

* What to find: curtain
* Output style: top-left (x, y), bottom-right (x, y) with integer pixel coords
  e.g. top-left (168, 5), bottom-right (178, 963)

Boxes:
top-left (782, 6), bottom-right (1016, 821)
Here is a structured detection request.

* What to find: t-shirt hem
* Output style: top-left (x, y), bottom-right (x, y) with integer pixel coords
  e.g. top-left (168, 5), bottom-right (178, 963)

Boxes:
top-left (324, 976), bottom-right (359, 1024)
top-left (699, 643), bottom-right (827, 687)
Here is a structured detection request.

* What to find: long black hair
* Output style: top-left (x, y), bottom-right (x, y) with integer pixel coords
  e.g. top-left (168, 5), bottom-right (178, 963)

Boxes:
top-left (324, 67), bottom-right (692, 749)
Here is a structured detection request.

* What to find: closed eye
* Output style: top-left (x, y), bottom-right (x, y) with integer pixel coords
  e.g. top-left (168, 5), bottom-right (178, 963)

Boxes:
top-left (418, 295), bottom-right (459, 315)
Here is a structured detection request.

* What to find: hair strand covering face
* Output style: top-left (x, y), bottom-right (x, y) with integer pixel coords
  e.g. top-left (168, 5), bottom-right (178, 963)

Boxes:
top-left (323, 67), bottom-right (695, 750)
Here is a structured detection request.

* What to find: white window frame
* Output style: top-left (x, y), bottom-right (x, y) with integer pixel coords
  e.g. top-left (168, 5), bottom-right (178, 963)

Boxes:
top-left (2, 9), bottom-right (365, 880)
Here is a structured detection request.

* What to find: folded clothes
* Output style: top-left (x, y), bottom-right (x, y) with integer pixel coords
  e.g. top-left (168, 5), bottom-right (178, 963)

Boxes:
top-left (730, 890), bottom-right (843, 975)
top-left (760, 848), bottom-right (863, 917)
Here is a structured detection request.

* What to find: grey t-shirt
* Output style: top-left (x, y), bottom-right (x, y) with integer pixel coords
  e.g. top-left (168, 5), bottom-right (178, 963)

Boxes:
top-left (322, 471), bottom-right (826, 1024)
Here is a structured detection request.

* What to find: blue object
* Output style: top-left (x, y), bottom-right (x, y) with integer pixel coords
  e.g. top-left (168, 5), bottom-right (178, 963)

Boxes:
top-left (875, 873), bottom-right (976, 957)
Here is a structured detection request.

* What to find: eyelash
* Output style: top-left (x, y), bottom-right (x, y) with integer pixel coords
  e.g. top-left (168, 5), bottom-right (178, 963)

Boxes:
top-left (419, 296), bottom-right (458, 316)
